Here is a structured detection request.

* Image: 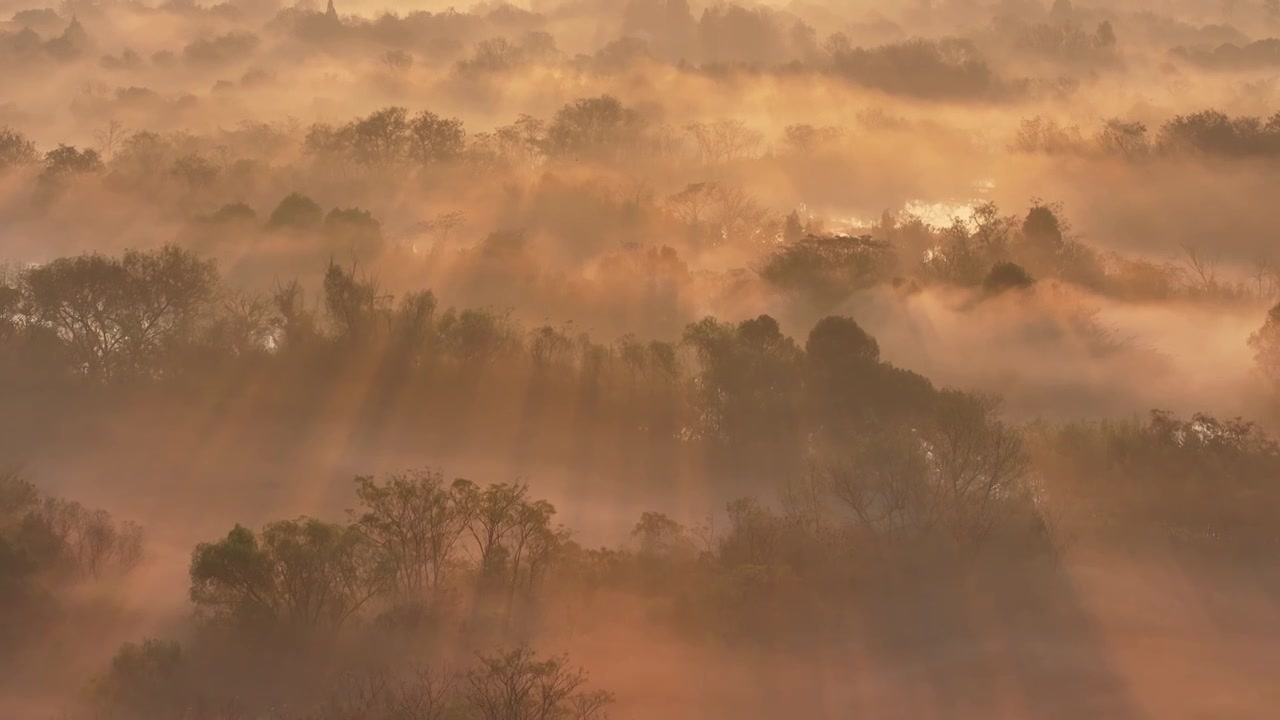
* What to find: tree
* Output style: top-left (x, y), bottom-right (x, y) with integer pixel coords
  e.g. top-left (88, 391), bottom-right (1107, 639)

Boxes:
top-left (982, 261), bottom-right (1035, 294)
top-left (502, 498), bottom-right (558, 616)
top-left (1021, 204), bottom-right (1065, 251)
top-left (19, 246), bottom-right (218, 378)
top-left (1095, 21), bottom-right (1116, 50)
top-left (495, 114), bottom-right (546, 166)
top-left (1157, 110), bottom-right (1279, 156)
top-left (923, 391), bottom-right (1033, 543)
top-left (93, 640), bottom-right (189, 719)
top-left (94, 119), bottom-right (128, 161)
top-left (1096, 119), bottom-right (1148, 156)
top-left (782, 210), bottom-right (804, 242)
top-left (380, 49), bottom-right (414, 72)
top-left (323, 261), bottom-right (386, 342)
top-left (782, 124), bottom-right (840, 155)
top-left (40, 144), bottom-right (103, 180)
top-left (818, 391), bottom-right (1034, 547)
top-left (342, 106), bottom-right (410, 167)
top-left (1014, 203), bottom-right (1071, 277)
top-left (683, 315), bottom-right (804, 475)
top-left (325, 207), bottom-right (383, 244)
top-left (825, 430), bottom-right (933, 542)
top-left (1249, 302), bottom-right (1280, 386)
top-left (666, 182), bottom-right (717, 232)
top-left (353, 471), bottom-right (472, 601)
top-left (408, 111), bottom-right (466, 165)
top-left (189, 517), bottom-right (388, 632)
top-left (685, 119), bottom-right (762, 164)
top-left (171, 154), bottom-right (219, 189)
top-left (464, 646), bottom-right (607, 720)
top-left (802, 315), bottom-right (935, 438)
top-left (458, 482), bottom-right (529, 576)
top-left (321, 665), bottom-right (458, 720)
top-left (760, 234), bottom-right (894, 299)
top-left (803, 316), bottom-right (881, 421)
top-left (111, 131), bottom-right (172, 179)
top-left (708, 185), bottom-right (771, 246)
top-left (0, 127), bottom-right (38, 171)
top-left (545, 96), bottom-right (644, 161)
top-left (267, 192), bottom-right (324, 230)
top-left (436, 308), bottom-right (519, 368)
top-left (631, 512), bottom-right (693, 562)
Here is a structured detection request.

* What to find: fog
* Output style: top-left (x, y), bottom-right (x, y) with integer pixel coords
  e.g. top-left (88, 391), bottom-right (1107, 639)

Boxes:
top-left (4, 1), bottom-right (1280, 718)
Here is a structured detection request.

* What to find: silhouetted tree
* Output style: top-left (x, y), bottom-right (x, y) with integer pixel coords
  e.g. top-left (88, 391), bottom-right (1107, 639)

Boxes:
top-left (982, 261), bottom-right (1035, 294)
top-left (267, 192), bottom-right (324, 229)
top-left (189, 518), bottom-right (388, 632)
top-left (1249, 302), bottom-right (1280, 387)
top-left (545, 96), bottom-right (644, 161)
top-left (464, 646), bottom-right (608, 720)
top-left (352, 471), bottom-right (473, 601)
top-left (19, 246), bottom-right (217, 378)
top-left (0, 127), bottom-right (38, 171)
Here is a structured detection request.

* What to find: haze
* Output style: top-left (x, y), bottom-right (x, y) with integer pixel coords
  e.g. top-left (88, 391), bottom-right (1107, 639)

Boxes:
top-left (3, 1), bottom-right (1280, 718)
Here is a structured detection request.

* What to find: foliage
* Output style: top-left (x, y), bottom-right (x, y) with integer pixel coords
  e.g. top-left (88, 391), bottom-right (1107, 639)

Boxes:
top-left (464, 646), bottom-right (608, 720)
top-left (1033, 411), bottom-right (1280, 549)
top-left (829, 38), bottom-right (1003, 100)
top-left (0, 127), bottom-right (38, 170)
top-left (983, 261), bottom-right (1035, 294)
top-left (189, 518), bottom-right (387, 632)
top-left (544, 96), bottom-right (645, 161)
top-left (15, 245), bottom-right (218, 378)
top-left (760, 234), bottom-right (895, 300)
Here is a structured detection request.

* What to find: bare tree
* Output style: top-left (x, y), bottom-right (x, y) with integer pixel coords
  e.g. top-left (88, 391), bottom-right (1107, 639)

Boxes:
top-left (380, 49), bottom-right (414, 73)
top-left (94, 119), bottom-right (128, 161)
top-left (415, 211), bottom-right (466, 256)
top-left (1179, 243), bottom-right (1220, 295)
top-left (325, 665), bottom-right (457, 720)
top-left (686, 120), bottom-right (763, 165)
top-left (666, 182), bottom-right (717, 228)
top-left (464, 646), bottom-right (603, 720)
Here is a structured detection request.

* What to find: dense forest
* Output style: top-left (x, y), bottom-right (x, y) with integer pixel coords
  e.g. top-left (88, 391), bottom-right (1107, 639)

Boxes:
top-left (4, 0), bottom-right (1280, 718)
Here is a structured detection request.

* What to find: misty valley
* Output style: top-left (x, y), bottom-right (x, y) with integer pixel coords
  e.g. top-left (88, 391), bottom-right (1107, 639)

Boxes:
top-left (3, 0), bottom-right (1280, 718)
